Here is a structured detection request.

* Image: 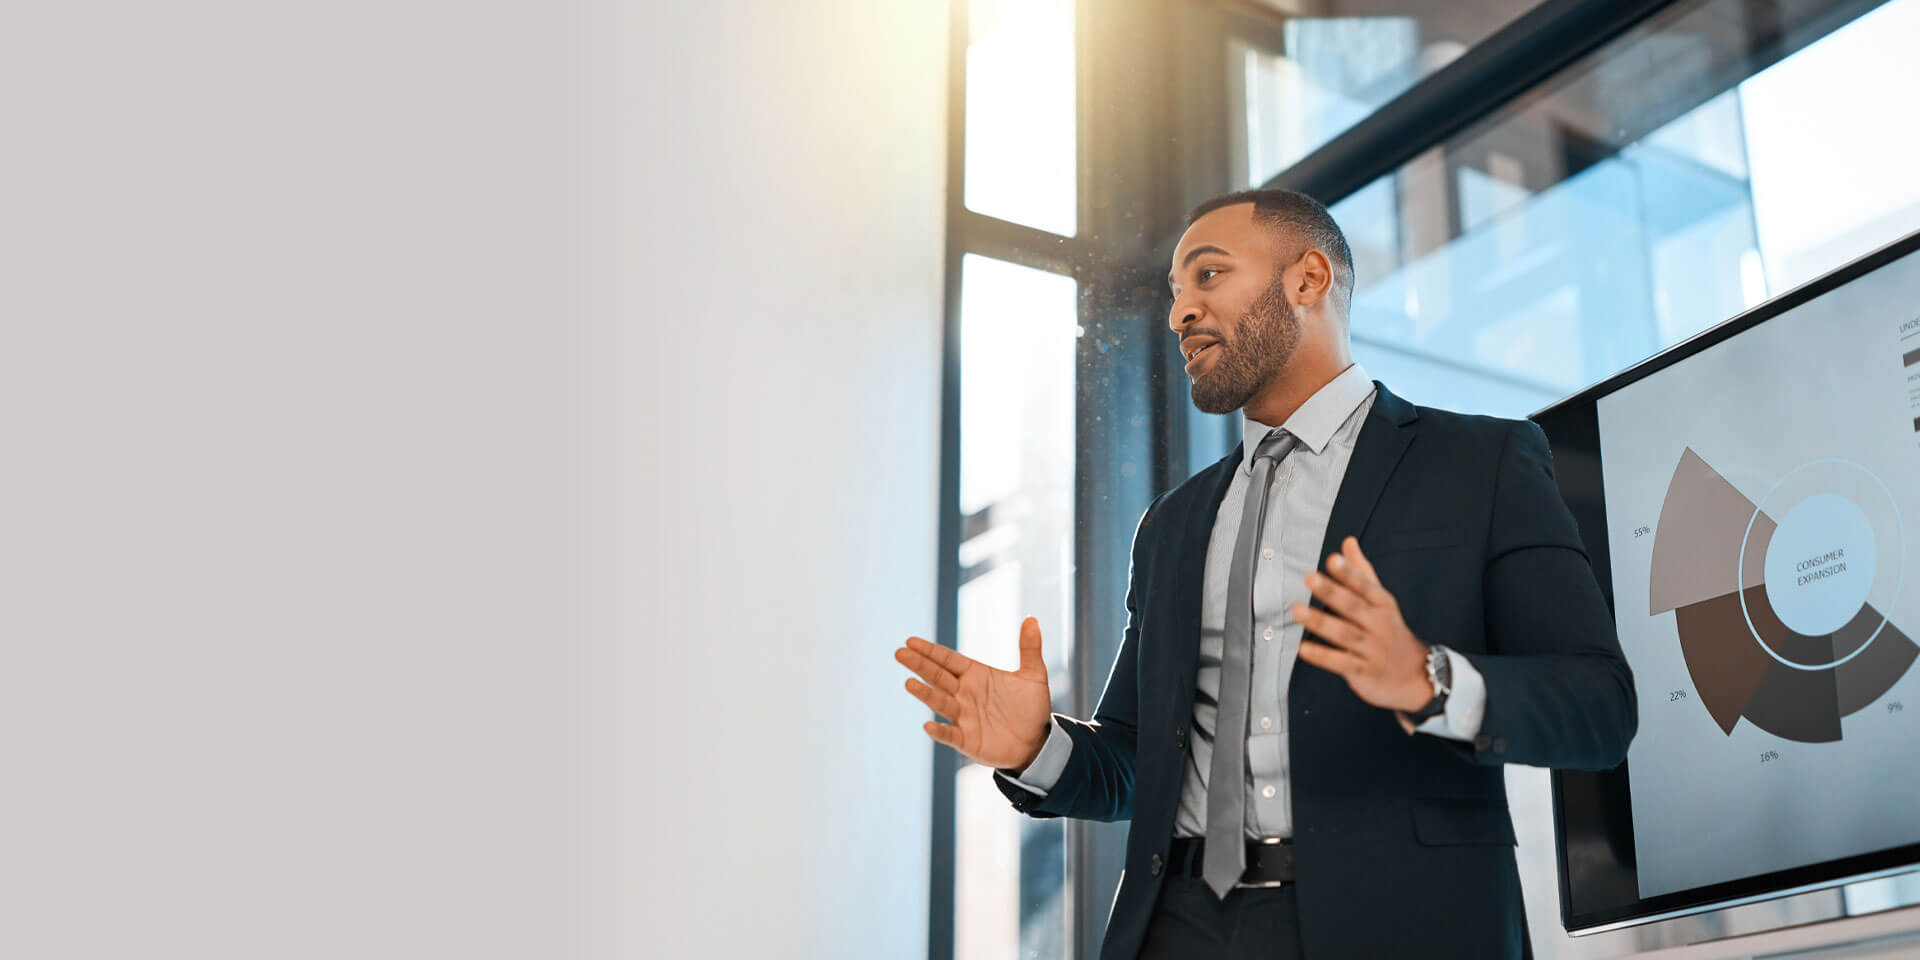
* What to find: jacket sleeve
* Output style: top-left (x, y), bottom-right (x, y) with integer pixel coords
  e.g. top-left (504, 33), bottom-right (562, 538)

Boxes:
top-left (990, 492), bottom-right (1166, 821)
top-left (1445, 419), bottom-right (1639, 770)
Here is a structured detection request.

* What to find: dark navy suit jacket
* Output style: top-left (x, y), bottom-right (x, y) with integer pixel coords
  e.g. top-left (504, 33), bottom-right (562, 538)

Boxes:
top-left (993, 382), bottom-right (1637, 960)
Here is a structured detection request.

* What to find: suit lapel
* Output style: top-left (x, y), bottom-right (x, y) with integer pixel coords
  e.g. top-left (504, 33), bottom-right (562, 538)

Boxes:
top-left (1163, 443), bottom-right (1242, 724)
top-left (1316, 381), bottom-right (1419, 561)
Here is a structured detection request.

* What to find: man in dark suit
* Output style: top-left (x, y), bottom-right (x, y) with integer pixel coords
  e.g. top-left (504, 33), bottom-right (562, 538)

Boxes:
top-left (894, 189), bottom-right (1636, 960)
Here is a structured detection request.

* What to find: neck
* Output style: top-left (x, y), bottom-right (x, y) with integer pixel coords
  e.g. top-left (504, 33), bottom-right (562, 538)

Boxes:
top-left (1241, 331), bottom-right (1353, 428)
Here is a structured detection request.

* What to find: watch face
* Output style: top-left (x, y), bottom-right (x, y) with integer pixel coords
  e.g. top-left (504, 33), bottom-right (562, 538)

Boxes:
top-left (1430, 647), bottom-right (1451, 692)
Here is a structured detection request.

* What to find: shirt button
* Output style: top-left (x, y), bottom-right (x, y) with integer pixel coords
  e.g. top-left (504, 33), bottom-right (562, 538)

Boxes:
top-left (1261, 785), bottom-right (1276, 799)
top-left (1263, 628), bottom-right (1275, 641)
top-left (1262, 548), bottom-right (1275, 561)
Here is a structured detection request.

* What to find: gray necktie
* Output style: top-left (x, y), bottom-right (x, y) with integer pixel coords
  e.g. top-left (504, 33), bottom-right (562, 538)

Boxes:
top-left (1203, 428), bottom-right (1297, 899)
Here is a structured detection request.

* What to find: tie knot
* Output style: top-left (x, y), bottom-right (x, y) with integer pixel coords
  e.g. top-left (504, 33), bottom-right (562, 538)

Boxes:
top-left (1252, 429), bottom-right (1293, 466)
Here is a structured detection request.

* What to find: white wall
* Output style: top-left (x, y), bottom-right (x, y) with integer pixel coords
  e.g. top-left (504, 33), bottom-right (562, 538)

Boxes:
top-left (594, 1), bottom-right (946, 957)
top-left (1, 1), bottom-right (945, 957)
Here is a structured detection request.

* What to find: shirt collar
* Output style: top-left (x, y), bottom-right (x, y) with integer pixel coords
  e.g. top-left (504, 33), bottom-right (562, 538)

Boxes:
top-left (1239, 362), bottom-right (1375, 475)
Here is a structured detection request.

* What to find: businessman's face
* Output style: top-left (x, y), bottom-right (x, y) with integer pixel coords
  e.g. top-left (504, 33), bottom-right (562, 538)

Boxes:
top-left (1167, 204), bottom-right (1302, 415)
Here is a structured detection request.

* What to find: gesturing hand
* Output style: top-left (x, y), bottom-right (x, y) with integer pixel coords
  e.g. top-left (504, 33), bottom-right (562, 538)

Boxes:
top-left (895, 617), bottom-right (1054, 772)
top-left (1293, 536), bottom-right (1436, 717)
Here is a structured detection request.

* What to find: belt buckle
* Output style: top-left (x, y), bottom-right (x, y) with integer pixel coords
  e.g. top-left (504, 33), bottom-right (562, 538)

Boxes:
top-left (1233, 837), bottom-right (1288, 889)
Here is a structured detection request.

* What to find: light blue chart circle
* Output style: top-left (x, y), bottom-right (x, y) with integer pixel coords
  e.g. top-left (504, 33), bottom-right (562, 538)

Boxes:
top-left (1738, 458), bottom-right (1906, 672)
top-left (1761, 493), bottom-right (1876, 637)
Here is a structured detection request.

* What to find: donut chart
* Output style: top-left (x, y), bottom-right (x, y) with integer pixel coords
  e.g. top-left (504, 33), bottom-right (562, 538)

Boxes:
top-left (1649, 448), bottom-right (1916, 743)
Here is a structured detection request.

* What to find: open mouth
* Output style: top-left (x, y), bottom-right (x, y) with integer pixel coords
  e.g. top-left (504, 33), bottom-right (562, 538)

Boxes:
top-left (1184, 341), bottom-right (1220, 371)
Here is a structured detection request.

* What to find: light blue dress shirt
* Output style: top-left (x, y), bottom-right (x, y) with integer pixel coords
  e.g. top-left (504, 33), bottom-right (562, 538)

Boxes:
top-left (998, 364), bottom-right (1488, 839)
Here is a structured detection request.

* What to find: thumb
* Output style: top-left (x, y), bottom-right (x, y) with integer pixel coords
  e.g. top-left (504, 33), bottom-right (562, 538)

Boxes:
top-left (1017, 617), bottom-right (1045, 676)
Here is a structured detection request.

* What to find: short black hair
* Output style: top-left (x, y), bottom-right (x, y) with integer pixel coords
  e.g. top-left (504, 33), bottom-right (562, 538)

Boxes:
top-left (1188, 188), bottom-right (1354, 310)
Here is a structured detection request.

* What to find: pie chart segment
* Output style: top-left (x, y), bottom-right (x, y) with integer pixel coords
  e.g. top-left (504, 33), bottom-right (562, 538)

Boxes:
top-left (1743, 646), bottom-right (1843, 743)
top-left (1650, 447), bottom-right (1774, 616)
top-left (1673, 590), bottom-right (1775, 734)
top-left (1832, 602), bottom-right (1893, 662)
top-left (1836, 614), bottom-right (1919, 716)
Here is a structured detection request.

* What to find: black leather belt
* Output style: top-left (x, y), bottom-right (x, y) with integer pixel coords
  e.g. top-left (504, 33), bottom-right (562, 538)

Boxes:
top-left (1166, 836), bottom-right (1294, 887)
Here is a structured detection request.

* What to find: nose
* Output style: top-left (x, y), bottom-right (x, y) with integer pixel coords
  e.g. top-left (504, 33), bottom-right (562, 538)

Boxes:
top-left (1168, 296), bottom-right (1199, 335)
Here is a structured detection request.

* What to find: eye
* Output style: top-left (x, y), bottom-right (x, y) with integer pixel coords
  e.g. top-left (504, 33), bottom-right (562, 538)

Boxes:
top-left (1197, 267), bottom-right (1222, 283)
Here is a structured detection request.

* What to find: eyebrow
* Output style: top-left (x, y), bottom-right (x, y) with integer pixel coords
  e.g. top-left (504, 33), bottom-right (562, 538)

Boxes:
top-left (1168, 244), bottom-right (1232, 288)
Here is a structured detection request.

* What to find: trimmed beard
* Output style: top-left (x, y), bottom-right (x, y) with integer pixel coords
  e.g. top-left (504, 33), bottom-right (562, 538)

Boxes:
top-left (1189, 275), bottom-right (1302, 415)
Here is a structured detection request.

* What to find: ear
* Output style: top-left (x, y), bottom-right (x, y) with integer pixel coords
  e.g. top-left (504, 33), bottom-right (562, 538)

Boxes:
top-left (1288, 249), bottom-right (1335, 308)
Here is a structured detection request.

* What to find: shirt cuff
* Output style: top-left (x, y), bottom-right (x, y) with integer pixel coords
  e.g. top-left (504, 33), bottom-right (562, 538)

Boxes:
top-left (994, 715), bottom-right (1073, 796)
top-left (1411, 648), bottom-right (1487, 742)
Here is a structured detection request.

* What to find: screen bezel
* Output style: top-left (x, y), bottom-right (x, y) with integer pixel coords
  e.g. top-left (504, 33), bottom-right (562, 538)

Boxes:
top-left (1530, 227), bottom-right (1920, 934)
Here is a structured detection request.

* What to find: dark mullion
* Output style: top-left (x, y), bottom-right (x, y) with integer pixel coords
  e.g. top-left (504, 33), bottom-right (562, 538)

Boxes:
top-left (1262, 0), bottom-right (1680, 206)
top-left (927, 1), bottom-right (969, 958)
top-left (954, 208), bottom-right (1082, 278)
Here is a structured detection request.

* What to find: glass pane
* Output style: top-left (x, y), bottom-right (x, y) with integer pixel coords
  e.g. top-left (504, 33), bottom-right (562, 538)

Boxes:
top-left (1741, 0), bottom-right (1920, 288)
top-left (954, 254), bottom-right (1077, 960)
top-left (1232, 2), bottom-right (1544, 187)
top-left (1326, 0), bottom-right (1920, 424)
top-left (965, 0), bottom-right (1077, 236)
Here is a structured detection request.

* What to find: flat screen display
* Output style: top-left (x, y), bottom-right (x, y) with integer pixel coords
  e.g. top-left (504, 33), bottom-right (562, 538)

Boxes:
top-left (1532, 229), bottom-right (1920, 933)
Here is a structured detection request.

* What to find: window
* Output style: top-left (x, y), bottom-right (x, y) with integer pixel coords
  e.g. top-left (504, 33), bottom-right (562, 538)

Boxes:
top-left (953, 255), bottom-right (1078, 960)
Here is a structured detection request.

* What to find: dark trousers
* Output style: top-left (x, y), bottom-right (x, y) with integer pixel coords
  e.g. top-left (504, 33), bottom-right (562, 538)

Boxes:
top-left (1136, 872), bottom-right (1303, 960)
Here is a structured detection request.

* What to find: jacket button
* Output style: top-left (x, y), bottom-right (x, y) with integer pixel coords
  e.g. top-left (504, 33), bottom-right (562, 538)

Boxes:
top-left (1175, 726), bottom-right (1187, 749)
top-left (1150, 854), bottom-right (1163, 875)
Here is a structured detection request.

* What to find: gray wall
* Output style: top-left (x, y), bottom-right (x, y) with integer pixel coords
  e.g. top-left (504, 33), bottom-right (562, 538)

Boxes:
top-left (2, 2), bottom-right (946, 957)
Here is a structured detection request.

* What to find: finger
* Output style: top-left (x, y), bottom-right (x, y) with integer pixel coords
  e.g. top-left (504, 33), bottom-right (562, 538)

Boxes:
top-left (894, 645), bottom-right (960, 695)
top-left (905, 677), bottom-right (962, 721)
top-left (1304, 570), bottom-right (1370, 620)
top-left (1292, 602), bottom-right (1369, 653)
top-left (923, 720), bottom-right (963, 750)
top-left (1297, 634), bottom-right (1366, 677)
top-left (1017, 617), bottom-right (1044, 676)
top-left (1338, 536), bottom-right (1393, 606)
top-left (904, 635), bottom-right (975, 681)
top-left (1322, 547), bottom-right (1373, 599)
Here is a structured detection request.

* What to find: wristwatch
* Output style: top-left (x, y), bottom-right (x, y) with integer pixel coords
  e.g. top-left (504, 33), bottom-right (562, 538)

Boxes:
top-left (1404, 644), bottom-right (1452, 726)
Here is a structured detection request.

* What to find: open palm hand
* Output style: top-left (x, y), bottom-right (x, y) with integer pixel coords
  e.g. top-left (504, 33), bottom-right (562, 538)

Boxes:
top-left (895, 617), bottom-right (1054, 772)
